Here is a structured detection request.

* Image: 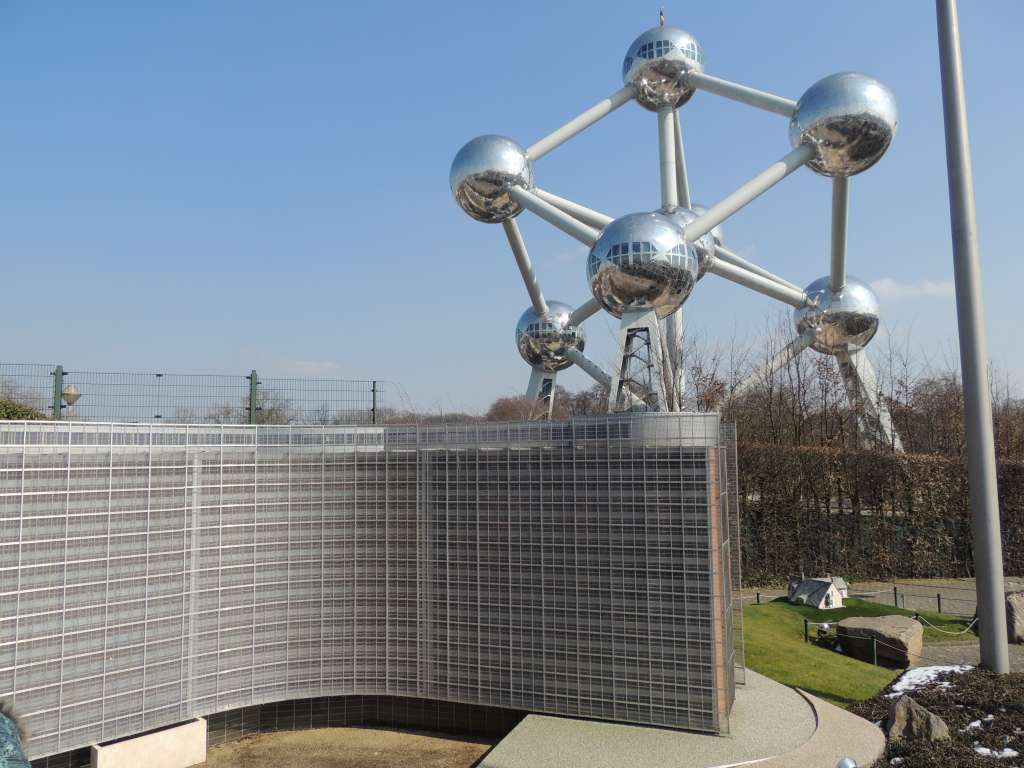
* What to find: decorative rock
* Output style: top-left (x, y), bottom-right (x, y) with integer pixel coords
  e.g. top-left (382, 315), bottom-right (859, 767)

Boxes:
top-left (886, 695), bottom-right (950, 742)
top-left (837, 615), bottom-right (923, 668)
top-left (1008, 591), bottom-right (1024, 644)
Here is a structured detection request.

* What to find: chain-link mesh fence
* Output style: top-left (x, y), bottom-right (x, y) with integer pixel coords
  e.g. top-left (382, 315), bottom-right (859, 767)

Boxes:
top-left (0, 363), bottom-right (384, 425)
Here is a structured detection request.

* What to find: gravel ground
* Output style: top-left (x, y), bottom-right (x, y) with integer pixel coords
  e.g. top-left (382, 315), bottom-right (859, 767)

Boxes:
top-left (199, 727), bottom-right (494, 768)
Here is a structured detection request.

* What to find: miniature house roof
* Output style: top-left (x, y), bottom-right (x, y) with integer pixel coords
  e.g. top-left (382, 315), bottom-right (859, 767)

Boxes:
top-left (789, 578), bottom-right (842, 607)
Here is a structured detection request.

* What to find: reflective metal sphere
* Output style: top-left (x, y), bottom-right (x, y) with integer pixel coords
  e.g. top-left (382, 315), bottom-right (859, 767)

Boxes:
top-left (515, 301), bottom-right (584, 372)
top-left (450, 135), bottom-right (534, 222)
top-left (689, 203), bottom-right (724, 249)
top-left (663, 205), bottom-right (716, 276)
top-left (790, 72), bottom-right (898, 177)
top-left (587, 212), bottom-right (699, 319)
top-left (836, 760), bottom-right (858, 768)
top-left (622, 26), bottom-right (705, 112)
top-left (794, 276), bottom-right (880, 355)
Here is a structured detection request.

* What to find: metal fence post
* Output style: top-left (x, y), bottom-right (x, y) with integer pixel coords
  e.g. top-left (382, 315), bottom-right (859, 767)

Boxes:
top-left (52, 365), bottom-right (64, 420)
top-left (872, 636), bottom-right (878, 666)
top-left (937, 593), bottom-right (943, 614)
top-left (248, 370), bottom-right (259, 425)
top-left (371, 380), bottom-right (378, 425)
top-left (803, 619), bottom-right (809, 643)
top-left (894, 585), bottom-right (899, 607)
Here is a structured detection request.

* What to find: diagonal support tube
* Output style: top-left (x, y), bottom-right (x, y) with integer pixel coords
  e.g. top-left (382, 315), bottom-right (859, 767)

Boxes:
top-left (673, 110), bottom-right (692, 208)
top-left (565, 347), bottom-right (645, 408)
top-left (658, 107), bottom-right (678, 209)
top-left (707, 257), bottom-right (810, 308)
top-left (836, 349), bottom-right (903, 452)
top-left (732, 331), bottom-right (814, 397)
top-left (502, 218), bottom-right (548, 317)
top-left (532, 188), bottom-right (614, 230)
top-left (684, 143), bottom-right (817, 243)
top-left (714, 245), bottom-right (804, 294)
top-left (565, 347), bottom-right (612, 388)
top-left (508, 186), bottom-right (600, 246)
top-left (830, 176), bottom-right (850, 292)
top-left (568, 297), bottom-right (602, 327)
top-left (527, 85), bottom-right (635, 160)
top-left (684, 71), bottom-right (797, 117)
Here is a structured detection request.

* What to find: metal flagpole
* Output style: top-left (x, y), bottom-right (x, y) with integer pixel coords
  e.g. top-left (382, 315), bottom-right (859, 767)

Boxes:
top-left (936, 0), bottom-right (1009, 673)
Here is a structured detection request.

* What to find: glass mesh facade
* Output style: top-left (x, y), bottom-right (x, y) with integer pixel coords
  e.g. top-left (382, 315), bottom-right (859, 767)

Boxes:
top-left (0, 414), bottom-right (740, 760)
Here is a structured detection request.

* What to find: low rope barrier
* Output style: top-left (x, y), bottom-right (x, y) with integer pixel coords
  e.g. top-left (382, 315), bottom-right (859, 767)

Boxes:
top-left (914, 614), bottom-right (979, 636)
top-left (804, 617), bottom-right (980, 667)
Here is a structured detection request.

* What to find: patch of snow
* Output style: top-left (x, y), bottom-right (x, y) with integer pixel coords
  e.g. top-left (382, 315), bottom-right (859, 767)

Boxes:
top-left (974, 746), bottom-right (1020, 759)
top-left (984, 714), bottom-right (996, 722)
top-left (963, 720), bottom-right (983, 732)
top-left (889, 758), bottom-right (906, 767)
top-left (885, 665), bottom-right (973, 698)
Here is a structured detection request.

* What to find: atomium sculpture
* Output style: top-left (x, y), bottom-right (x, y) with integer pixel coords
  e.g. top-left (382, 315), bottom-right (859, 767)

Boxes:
top-left (450, 19), bottom-right (902, 448)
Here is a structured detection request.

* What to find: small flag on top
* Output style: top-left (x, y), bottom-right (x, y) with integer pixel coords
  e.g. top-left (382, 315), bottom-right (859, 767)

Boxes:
top-left (659, 7), bottom-right (665, 26)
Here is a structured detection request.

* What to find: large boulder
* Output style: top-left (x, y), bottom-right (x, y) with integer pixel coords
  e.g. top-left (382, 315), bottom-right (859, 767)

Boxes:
top-left (837, 615), bottom-right (923, 668)
top-left (1008, 591), bottom-right (1024, 644)
top-left (887, 695), bottom-right (950, 742)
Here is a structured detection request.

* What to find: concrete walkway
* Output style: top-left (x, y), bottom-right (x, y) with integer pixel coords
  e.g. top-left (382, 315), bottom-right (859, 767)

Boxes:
top-left (478, 670), bottom-right (884, 768)
top-left (756, 689), bottom-right (884, 768)
top-left (915, 641), bottom-right (1024, 672)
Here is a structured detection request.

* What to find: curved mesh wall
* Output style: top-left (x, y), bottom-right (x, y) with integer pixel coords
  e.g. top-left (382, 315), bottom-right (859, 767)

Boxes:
top-left (0, 414), bottom-right (737, 759)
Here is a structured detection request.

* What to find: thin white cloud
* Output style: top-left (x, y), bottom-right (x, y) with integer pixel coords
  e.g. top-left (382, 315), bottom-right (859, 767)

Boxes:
top-left (871, 277), bottom-right (955, 300)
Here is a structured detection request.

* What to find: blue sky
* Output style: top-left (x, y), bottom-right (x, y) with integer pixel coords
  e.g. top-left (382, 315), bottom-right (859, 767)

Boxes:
top-left (0, 2), bottom-right (1020, 413)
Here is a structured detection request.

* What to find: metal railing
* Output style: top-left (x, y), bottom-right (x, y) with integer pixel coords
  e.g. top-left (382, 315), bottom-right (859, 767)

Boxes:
top-left (0, 362), bottom-right (385, 425)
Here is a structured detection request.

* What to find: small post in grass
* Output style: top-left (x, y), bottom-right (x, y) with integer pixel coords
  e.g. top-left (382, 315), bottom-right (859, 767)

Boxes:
top-left (893, 585), bottom-right (899, 607)
top-left (803, 619), bottom-right (809, 643)
top-left (937, 592), bottom-right (943, 614)
top-left (872, 636), bottom-right (878, 666)
top-left (756, 592), bottom-right (761, 605)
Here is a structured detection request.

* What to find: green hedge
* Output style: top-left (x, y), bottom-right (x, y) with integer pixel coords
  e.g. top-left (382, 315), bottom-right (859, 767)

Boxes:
top-left (737, 444), bottom-right (1024, 585)
top-left (0, 399), bottom-right (46, 420)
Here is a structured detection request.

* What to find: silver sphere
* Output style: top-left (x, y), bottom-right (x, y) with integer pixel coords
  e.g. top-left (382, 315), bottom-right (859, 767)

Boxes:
top-left (836, 760), bottom-right (858, 768)
top-left (663, 205), bottom-right (716, 276)
top-left (790, 72), bottom-right (898, 177)
top-left (515, 301), bottom-right (584, 372)
top-left (587, 211), bottom-right (699, 319)
top-left (622, 26), bottom-right (705, 112)
top-left (794, 276), bottom-right (880, 355)
top-left (450, 135), bottom-right (533, 223)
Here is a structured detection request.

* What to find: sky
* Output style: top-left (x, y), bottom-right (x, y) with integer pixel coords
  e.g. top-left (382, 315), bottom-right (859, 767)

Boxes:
top-left (0, 1), bottom-right (1020, 414)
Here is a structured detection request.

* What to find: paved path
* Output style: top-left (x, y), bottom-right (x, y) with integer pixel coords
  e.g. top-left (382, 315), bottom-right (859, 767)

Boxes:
top-left (849, 577), bottom-right (1024, 617)
top-left (915, 641), bottom-right (1024, 672)
top-left (480, 671), bottom-right (817, 768)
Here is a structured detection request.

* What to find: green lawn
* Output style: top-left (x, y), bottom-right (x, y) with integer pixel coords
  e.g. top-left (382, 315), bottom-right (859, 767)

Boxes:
top-left (742, 598), bottom-right (978, 709)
